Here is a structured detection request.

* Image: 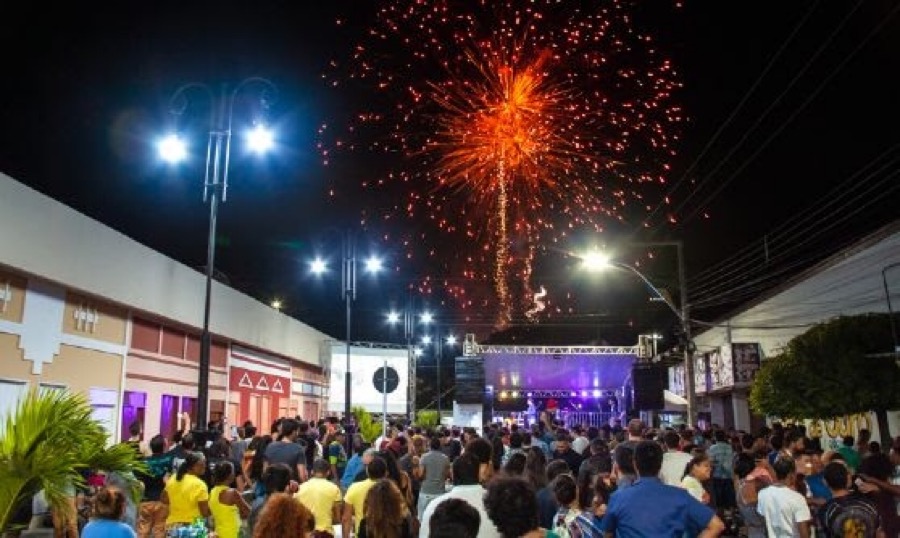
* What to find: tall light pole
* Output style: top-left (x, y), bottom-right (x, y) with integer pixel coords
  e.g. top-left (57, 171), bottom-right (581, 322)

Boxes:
top-left (158, 78), bottom-right (276, 429)
top-left (387, 302), bottom-right (431, 422)
top-left (310, 231), bottom-right (383, 420)
top-left (580, 240), bottom-right (696, 427)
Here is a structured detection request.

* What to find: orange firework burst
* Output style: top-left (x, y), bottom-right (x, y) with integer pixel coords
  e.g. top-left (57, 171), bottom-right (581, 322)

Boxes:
top-left (322, 0), bottom-right (683, 329)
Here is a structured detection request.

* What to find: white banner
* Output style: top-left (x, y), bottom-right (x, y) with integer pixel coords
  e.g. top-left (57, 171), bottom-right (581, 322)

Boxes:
top-left (327, 343), bottom-right (409, 414)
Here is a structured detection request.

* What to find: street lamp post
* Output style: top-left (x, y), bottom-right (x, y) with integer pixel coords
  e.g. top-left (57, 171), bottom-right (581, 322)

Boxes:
top-left (388, 306), bottom-right (432, 423)
top-left (581, 240), bottom-right (696, 427)
top-left (310, 231), bottom-right (383, 421)
top-left (159, 78), bottom-right (276, 429)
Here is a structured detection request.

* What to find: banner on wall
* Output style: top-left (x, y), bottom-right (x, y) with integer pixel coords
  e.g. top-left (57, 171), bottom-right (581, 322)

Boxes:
top-left (327, 343), bottom-right (409, 414)
top-left (731, 343), bottom-right (762, 386)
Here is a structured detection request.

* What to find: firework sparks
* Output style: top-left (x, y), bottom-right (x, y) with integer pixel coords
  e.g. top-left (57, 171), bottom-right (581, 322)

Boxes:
top-left (323, 0), bottom-right (683, 329)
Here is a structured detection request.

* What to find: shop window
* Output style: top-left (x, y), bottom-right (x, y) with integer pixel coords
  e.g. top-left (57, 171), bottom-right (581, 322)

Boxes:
top-left (0, 379), bottom-right (28, 422)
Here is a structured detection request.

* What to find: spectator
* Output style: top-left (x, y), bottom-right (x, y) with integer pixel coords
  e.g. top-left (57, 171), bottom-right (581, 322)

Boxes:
top-left (659, 431), bottom-right (692, 487)
top-left (358, 478), bottom-right (414, 538)
top-left (483, 476), bottom-right (550, 538)
top-left (418, 436), bottom-right (451, 521)
top-left (83, 487), bottom-right (136, 538)
top-left (343, 456), bottom-right (388, 538)
top-left (820, 460), bottom-right (881, 537)
top-left (428, 498), bottom-right (480, 538)
top-left (551, 473), bottom-right (603, 538)
top-left (295, 459), bottom-right (343, 538)
top-left (252, 493), bottom-right (313, 538)
top-left (537, 460), bottom-right (572, 530)
top-left (418, 452), bottom-right (501, 538)
top-left (161, 451), bottom-right (211, 529)
top-left (209, 461), bottom-right (250, 538)
top-left (136, 434), bottom-right (173, 538)
top-left (601, 441), bottom-right (724, 536)
top-left (756, 456), bottom-right (812, 537)
top-left (681, 453), bottom-right (713, 505)
top-left (248, 463), bottom-right (295, 534)
top-left (264, 418), bottom-right (308, 483)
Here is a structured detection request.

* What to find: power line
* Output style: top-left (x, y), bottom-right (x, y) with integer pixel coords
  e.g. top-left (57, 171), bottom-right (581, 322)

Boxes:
top-left (638, 0), bottom-right (824, 235)
top-left (679, 1), bottom-right (900, 225)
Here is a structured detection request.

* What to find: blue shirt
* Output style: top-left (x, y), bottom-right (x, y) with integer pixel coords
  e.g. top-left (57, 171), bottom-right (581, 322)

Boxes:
top-left (82, 519), bottom-right (136, 538)
top-left (600, 477), bottom-right (715, 537)
top-left (806, 473), bottom-right (832, 501)
top-left (341, 453), bottom-right (364, 491)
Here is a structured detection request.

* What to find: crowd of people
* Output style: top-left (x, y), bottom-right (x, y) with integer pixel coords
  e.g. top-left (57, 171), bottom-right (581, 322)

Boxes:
top-left (18, 411), bottom-right (900, 538)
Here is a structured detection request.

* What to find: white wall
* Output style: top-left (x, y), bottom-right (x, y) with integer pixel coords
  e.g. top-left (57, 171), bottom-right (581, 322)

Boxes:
top-left (0, 172), bottom-right (331, 365)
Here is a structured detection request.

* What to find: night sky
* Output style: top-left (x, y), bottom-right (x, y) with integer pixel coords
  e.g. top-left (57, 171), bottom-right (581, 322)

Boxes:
top-left (1, 1), bottom-right (898, 349)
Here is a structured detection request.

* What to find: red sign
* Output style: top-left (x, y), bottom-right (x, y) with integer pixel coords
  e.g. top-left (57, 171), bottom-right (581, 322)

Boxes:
top-left (229, 367), bottom-right (289, 395)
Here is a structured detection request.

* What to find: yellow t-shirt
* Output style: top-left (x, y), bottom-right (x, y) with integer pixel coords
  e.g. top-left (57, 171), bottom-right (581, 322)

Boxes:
top-left (295, 477), bottom-right (343, 531)
top-left (209, 485), bottom-right (241, 538)
top-left (165, 474), bottom-right (210, 525)
top-left (343, 479), bottom-right (376, 534)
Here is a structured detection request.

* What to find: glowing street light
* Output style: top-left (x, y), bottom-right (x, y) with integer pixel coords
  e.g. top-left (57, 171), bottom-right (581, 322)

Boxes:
top-left (158, 77), bottom-right (277, 429)
top-left (578, 241), bottom-right (696, 426)
top-left (309, 230), bottom-right (384, 419)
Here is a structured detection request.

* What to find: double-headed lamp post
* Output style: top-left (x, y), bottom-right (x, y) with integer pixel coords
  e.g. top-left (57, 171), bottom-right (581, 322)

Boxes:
top-left (158, 78), bottom-right (276, 429)
top-left (310, 231), bottom-right (383, 420)
top-left (580, 241), bottom-right (697, 427)
top-left (387, 308), bottom-right (433, 421)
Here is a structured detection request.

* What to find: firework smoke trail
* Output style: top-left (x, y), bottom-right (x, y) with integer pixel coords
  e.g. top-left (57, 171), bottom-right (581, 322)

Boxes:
top-left (322, 0), bottom-right (683, 329)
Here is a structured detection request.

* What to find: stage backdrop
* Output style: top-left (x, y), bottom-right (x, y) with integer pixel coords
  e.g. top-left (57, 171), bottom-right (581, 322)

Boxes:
top-left (483, 353), bottom-right (635, 391)
top-left (327, 343), bottom-right (409, 414)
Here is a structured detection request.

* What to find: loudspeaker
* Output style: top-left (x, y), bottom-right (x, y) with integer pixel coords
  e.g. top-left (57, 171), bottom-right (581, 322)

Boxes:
top-left (455, 356), bottom-right (486, 404)
top-left (632, 365), bottom-right (665, 410)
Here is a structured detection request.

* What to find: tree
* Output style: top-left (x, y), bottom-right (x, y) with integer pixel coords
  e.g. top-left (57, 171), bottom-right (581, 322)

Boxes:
top-left (351, 406), bottom-right (381, 445)
top-left (0, 388), bottom-right (144, 533)
top-left (750, 313), bottom-right (900, 448)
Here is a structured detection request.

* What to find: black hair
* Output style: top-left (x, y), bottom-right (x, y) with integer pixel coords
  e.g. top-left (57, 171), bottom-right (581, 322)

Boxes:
top-left (614, 444), bottom-right (636, 475)
top-left (523, 447), bottom-right (548, 490)
top-left (248, 435), bottom-right (273, 481)
top-left (180, 433), bottom-right (195, 450)
top-left (823, 461), bottom-right (849, 490)
top-left (509, 432), bottom-right (523, 449)
top-left (176, 451), bottom-right (205, 481)
top-left (858, 451), bottom-right (893, 481)
top-left (552, 473), bottom-right (577, 506)
top-left (733, 452), bottom-right (755, 479)
top-left (663, 431), bottom-right (680, 449)
top-left (149, 434), bottom-right (166, 455)
top-left (484, 476), bottom-right (539, 538)
top-left (633, 440), bottom-right (664, 477)
top-left (452, 452), bottom-right (482, 486)
top-left (772, 456), bottom-right (795, 480)
top-left (279, 418), bottom-right (299, 440)
top-left (465, 437), bottom-right (493, 464)
top-left (366, 456), bottom-right (388, 480)
top-left (429, 498), bottom-right (481, 538)
top-left (430, 436), bottom-right (442, 451)
top-left (128, 421), bottom-right (142, 437)
top-left (213, 460), bottom-right (234, 484)
top-left (503, 452), bottom-right (527, 476)
top-left (262, 463), bottom-right (292, 494)
top-left (546, 459), bottom-right (571, 483)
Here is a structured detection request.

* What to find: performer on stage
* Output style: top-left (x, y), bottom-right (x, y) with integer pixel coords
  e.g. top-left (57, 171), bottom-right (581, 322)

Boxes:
top-left (525, 398), bottom-right (537, 428)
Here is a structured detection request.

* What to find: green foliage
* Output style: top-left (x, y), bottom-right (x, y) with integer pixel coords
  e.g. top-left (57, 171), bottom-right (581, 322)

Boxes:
top-left (750, 313), bottom-right (900, 419)
top-left (0, 388), bottom-right (145, 532)
top-left (351, 406), bottom-right (381, 444)
top-left (415, 410), bottom-right (439, 429)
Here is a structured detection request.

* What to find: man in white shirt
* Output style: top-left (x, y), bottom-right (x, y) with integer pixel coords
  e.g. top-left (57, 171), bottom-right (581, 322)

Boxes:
top-left (659, 431), bottom-right (692, 486)
top-left (756, 456), bottom-right (812, 538)
top-left (571, 425), bottom-right (590, 455)
top-left (419, 452), bottom-right (501, 538)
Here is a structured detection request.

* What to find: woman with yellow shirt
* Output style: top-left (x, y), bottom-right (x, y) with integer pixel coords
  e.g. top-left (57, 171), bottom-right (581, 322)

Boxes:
top-left (209, 461), bottom-right (250, 538)
top-left (162, 451), bottom-right (211, 529)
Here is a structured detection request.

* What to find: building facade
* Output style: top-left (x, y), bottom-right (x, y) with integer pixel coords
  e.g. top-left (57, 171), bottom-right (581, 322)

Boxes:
top-left (669, 221), bottom-right (900, 443)
top-left (0, 172), bottom-right (332, 442)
